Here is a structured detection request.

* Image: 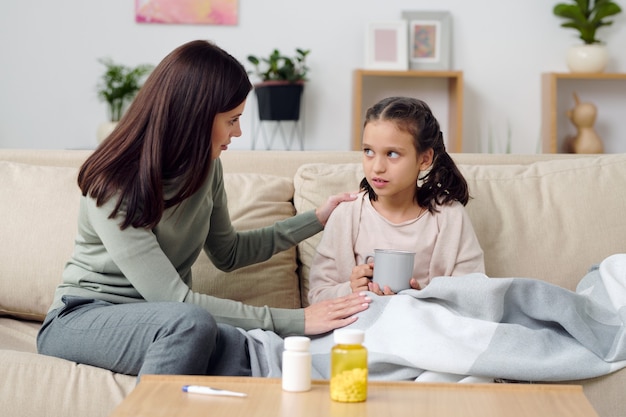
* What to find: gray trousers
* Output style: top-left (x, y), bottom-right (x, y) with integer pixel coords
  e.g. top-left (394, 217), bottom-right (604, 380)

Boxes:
top-left (37, 296), bottom-right (251, 377)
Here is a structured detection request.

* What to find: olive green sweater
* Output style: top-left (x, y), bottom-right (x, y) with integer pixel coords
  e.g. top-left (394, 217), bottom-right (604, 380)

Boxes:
top-left (50, 158), bottom-right (322, 336)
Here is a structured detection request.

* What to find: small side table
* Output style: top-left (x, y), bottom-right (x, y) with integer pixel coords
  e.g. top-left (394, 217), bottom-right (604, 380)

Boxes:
top-left (109, 375), bottom-right (599, 417)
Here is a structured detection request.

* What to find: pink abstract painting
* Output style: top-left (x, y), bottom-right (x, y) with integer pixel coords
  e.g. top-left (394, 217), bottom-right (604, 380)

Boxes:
top-left (135, 0), bottom-right (238, 25)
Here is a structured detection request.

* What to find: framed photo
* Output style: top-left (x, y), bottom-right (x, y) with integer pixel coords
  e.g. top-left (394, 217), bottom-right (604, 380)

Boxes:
top-left (402, 11), bottom-right (451, 70)
top-left (365, 21), bottom-right (408, 71)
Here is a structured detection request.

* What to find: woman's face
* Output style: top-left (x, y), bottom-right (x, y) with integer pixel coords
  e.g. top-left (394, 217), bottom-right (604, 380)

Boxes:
top-left (211, 100), bottom-right (246, 159)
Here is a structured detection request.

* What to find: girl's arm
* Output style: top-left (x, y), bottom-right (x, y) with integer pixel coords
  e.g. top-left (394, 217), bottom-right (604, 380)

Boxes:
top-left (308, 202), bottom-right (357, 304)
top-left (430, 202), bottom-right (485, 279)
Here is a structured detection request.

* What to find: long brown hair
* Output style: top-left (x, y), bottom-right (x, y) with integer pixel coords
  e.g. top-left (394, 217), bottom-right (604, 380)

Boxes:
top-left (79, 40), bottom-right (252, 229)
top-left (359, 96), bottom-right (469, 212)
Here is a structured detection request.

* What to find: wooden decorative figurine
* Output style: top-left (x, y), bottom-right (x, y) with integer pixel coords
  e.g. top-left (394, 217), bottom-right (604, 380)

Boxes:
top-left (563, 92), bottom-right (604, 154)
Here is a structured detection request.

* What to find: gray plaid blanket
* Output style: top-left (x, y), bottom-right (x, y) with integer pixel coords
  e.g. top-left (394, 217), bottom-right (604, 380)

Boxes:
top-left (243, 254), bottom-right (626, 382)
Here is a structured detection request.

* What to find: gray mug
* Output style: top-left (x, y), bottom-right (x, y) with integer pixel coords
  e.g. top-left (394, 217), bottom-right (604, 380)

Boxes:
top-left (365, 249), bottom-right (415, 293)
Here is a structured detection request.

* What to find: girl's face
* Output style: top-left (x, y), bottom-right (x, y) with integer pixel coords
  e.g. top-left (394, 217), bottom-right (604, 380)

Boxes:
top-left (211, 101), bottom-right (246, 159)
top-left (362, 120), bottom-right (431, 202)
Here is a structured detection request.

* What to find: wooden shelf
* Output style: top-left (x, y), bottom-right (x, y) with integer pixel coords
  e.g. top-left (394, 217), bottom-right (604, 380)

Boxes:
top-left (351, 69), bottom-right (463, 152)
top-left (541, 72), bottom-right (626, 153)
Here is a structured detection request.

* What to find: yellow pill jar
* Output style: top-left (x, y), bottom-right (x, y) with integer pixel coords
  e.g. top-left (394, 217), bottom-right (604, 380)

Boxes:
top-left (330, 329), bottom-right (367, 402)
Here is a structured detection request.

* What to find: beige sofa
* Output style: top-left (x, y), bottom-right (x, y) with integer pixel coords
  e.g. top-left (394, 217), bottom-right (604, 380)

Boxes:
top-left (1, 149), bottom-right (625, 417)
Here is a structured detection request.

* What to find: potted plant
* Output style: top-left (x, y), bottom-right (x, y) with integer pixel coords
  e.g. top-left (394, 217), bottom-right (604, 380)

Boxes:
top-left (247, 48), bottom-right (310, 121)
top-left (553, 0), bottom-right (622, 72)
top-left (96, 57), bottom-right (153, 142)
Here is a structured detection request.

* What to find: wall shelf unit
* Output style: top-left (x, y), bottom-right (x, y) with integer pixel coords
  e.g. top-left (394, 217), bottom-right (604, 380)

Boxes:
top-left (541, 72), bottom-right (626, 153)
top-left (352, 69), bottom-right (463, 152)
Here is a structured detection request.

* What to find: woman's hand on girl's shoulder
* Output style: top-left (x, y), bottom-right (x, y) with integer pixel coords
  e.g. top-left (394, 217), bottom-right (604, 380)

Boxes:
top-left (315, 192), bottom-right (358, 226)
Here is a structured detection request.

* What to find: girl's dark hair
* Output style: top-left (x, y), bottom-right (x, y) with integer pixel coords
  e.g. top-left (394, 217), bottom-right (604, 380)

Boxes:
top-left (78, 40), bottom-right (252, 229)
top-left (359, 96), bottom-right (469, 211)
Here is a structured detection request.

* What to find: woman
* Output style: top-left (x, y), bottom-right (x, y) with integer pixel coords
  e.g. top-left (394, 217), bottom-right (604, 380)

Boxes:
top-left (37, 40), bottom-right (369, 377)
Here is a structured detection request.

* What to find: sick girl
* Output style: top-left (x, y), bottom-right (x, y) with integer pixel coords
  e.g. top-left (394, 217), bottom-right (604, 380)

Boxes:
top-left (308, 97), bottom-right (484, 303)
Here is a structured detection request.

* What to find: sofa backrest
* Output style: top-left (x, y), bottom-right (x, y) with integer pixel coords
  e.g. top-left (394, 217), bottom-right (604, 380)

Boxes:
top-left (0, 160), bottom-right (81, 320)
top-left (1, 149), bottom-right (624, 320)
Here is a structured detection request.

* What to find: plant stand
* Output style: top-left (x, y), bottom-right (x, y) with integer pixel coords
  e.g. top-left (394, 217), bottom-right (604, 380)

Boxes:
top-left (250, 92), bottom-right (304, 150)
top-left (251, 119), bottom-right (304, 150)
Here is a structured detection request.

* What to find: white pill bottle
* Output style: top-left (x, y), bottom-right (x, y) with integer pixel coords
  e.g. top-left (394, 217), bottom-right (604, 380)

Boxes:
top-left (282, 336), bottom-right (312, 392)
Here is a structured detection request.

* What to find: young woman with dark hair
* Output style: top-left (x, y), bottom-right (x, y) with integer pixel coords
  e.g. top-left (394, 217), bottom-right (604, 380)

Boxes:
top-left (308, 96), bottom-right (484, 303)
top-left (37, 40), bottom-right (369, 377)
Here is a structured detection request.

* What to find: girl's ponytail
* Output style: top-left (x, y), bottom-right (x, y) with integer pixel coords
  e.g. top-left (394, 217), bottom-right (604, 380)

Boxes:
top-left (417, 133), bottom-right (468, 211)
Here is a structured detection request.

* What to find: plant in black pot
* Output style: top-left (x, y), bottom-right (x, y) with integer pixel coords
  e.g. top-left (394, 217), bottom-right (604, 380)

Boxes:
top-left (247, 48), bottom-right (310, 121)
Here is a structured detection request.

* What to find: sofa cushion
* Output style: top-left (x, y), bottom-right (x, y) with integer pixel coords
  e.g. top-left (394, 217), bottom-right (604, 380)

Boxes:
top-left (460, 154), bottom-right (626, 290)
top-left (191, 173), bottom-right (301, 309)
top-left (1, 348), bottom-right (135, 417)
top-left (0, 161), bottom-right (81, 321)
top-left (293, 154), bottom-right (626, 301)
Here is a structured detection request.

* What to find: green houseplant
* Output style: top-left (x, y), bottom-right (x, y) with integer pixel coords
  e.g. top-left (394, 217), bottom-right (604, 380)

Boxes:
top-left (553, 0), bottom-right (622, 44)
top-left (553, 0), bottom-right (622, 72)
top-left (247, 48), bottom-right (310, 121)
top-left (97, 57), bottom-right (154, 122)
top-left (247, 48), bottom-right (310, 83)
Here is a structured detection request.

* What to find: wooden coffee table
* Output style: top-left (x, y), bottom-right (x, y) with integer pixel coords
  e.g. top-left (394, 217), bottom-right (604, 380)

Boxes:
top-left (109, 375), bottom-right (598, 417)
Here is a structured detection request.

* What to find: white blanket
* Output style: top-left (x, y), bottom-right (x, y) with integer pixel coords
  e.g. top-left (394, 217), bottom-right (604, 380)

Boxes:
top-left (243, 254), bottom-right (626, 382)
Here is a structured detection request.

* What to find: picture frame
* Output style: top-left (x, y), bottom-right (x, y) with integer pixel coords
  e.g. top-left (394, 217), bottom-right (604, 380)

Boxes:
top-left (402, 11), bottom-right (451, 71)
top-left (365, 21), bottom-right (408, 71)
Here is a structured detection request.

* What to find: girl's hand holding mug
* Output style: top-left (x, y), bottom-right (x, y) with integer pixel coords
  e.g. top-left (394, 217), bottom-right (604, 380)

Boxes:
top-left (364, 249), bottom-right (415, 294)
top-left (367, 281), bottom-right (396, 296)
top-left (350, 263), bottom-right (373, 294)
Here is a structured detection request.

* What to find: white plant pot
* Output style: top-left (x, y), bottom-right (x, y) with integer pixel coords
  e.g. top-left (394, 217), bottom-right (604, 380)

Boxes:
top-left (97, 121), bottom-right (118, 144)
top-left (566, 44), bottom-right (609, 73)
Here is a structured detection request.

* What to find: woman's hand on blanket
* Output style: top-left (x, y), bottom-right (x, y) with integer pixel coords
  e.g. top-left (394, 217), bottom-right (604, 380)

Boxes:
top-left (315, 192), bottom-right (358, 226)
top-left (303, 292), bottom-right (371, 335)
top-left (350, 263), bottom-right (373, 293)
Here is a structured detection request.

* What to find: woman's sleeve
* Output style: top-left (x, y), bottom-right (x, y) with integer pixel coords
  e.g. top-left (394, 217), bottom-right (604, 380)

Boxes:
top-left (85, 196), bottom-right (305, 336)
top-left (202, 163), bottom-right (323, 271)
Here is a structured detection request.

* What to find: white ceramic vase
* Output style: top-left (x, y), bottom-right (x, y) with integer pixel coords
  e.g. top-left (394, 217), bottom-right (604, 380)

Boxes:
top-left (96, 121), bottom-right (118, 144)
top-left (566, 44), bottom-right (609, 73)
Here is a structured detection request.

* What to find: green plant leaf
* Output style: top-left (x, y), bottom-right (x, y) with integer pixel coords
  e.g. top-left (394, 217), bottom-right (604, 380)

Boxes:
top-left (553, 0), bottom-right (622, 44)
top-left (593, 2), bottom-right (622, 22)
top-left (96, 58), bottom-right (153, 122)
top-left (246, 48), bottom-right (310, 83)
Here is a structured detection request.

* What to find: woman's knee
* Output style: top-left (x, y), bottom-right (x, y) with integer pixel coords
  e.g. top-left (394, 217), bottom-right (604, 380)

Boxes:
top-left (140, 304), bottom-right (220, 375)
top-left (164, 303), bottom-right (217, 345)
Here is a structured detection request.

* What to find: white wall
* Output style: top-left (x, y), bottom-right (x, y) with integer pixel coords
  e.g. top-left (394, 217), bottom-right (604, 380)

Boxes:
top-left (1, 0), bottom-right (625, 153)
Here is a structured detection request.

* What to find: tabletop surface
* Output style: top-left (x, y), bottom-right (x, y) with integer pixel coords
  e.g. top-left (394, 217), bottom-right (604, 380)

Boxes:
top-left (109, 375), bottom-right (599, 417)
